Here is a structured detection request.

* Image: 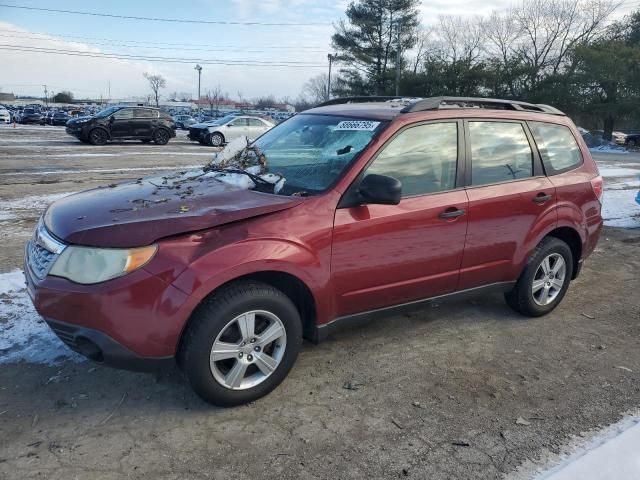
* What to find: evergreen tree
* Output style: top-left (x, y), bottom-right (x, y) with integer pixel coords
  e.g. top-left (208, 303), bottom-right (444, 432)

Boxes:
top-left (332, 0), bottom-right (420, 95)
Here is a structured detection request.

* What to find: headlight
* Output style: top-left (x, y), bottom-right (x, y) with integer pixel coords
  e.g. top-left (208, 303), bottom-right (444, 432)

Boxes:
top-left (49, 245), bottom-right (157, 284)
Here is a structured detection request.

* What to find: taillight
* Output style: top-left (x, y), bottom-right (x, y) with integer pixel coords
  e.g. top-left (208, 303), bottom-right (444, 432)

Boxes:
top-left (590, 175), bottom-right (604, 203)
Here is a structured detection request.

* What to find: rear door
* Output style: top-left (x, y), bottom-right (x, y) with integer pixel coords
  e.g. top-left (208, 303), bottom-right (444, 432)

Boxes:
top-left (331, 120), bottom-right (469, 316)
top-left (131, 108), bottom-right (156, 137)
top-left (459, 120), bottom-right (557, 290)
top-left (247, 118), bottom-right (270, 140)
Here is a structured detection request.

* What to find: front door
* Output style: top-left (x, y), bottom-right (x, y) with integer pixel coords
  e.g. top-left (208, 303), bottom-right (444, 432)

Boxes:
top-left (109, 108), bottom-right (134, 139)
top-left (458, 120), bottom-right (557, 290)
top-left (331, 121), bottom-right (469, 317)
top-left (225, 118), bottom-right (251, 141)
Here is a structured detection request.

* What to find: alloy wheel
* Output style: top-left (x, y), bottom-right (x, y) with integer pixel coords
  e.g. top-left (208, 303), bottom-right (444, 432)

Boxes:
top-left (209, 310), bottom-right (287, 390)
top-left (531, 253), bottom-right (566, 306)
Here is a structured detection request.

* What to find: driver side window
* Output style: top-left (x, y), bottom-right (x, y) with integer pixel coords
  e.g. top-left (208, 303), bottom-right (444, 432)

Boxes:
top-left (365, 122), bottom-right (458, 197)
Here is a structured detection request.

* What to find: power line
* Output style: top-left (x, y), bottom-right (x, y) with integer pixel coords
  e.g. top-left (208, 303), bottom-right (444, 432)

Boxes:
top-left (0, 44), bottom-right (331, 68)
top-left (0, 32), bottom-right (328, 54)
top-left (0, 3), bottom-right (332, 26)
top-left (0, 29), bottom-right (328, 50)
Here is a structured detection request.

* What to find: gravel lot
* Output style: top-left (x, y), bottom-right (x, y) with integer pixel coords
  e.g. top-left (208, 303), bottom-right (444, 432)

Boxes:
top-left (0, 124), bottom-right (639, 479)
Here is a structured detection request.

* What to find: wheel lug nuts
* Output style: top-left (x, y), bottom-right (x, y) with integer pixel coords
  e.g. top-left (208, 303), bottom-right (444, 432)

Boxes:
top-left (254, 346), bottom-right (260, 352)
top-left (238, 352), bottom-right (243, 358)
top-left (247, 354), bottom-right (253, 362)
top-left (250, 338), bottom-right (256, 343)
top-left (241, 342), bottom-right (246, 347)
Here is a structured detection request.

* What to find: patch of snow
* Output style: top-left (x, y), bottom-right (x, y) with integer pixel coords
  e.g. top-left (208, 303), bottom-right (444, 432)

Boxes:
top-left (0, 165), bottom-right (202, 177)
top-left (6, 152), bottom-right (213, 158)
top-left (589, 145), bottom-right (629, 154)
top-left (0, 270), bottom-right (83, 365)
top-left (514, 414), bottom-right (640, 480)
top-left (601, 189), bottom-right (640, 228)
top-left (607, 179), bottom-right (640, 190)
top-left (0, 191), bottom-right (76, 222)
top-left (598, 166), bottom-right (640, 178)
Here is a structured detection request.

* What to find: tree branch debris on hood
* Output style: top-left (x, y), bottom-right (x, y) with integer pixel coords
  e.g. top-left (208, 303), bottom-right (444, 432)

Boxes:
top-left (202, 136), bottom-right (286, 194)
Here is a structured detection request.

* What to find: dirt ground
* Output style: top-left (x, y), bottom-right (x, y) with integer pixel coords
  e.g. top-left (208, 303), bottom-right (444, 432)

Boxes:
top-left (0, 124), bottom-right (639, 479)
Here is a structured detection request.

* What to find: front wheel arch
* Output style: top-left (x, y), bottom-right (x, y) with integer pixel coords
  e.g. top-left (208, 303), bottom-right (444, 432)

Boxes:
top-left (177, 270), bottom-right (317, 366)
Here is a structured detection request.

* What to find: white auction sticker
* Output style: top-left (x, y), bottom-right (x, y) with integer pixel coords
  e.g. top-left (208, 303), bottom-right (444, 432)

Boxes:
top-left (334, 120), bottom-right (380, 131)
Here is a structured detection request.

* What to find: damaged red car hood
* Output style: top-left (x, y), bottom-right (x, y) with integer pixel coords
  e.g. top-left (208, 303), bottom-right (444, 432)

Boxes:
top-left (44, 171), bottom-right (303, 248)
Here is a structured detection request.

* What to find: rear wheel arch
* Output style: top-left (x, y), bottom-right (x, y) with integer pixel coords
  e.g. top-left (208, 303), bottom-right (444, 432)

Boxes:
top-left (177, 270), bottom-right (318, 364)
top-left (544, 227), bottom-right (582, 279)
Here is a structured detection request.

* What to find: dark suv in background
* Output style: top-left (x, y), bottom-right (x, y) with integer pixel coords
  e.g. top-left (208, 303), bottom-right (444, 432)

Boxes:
top-left (65, 106), bottom-right (176, 145)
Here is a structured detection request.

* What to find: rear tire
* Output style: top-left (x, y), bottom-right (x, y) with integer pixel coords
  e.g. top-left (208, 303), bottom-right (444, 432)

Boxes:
top-left (505, 237), bottom-right (573, 317)
top-left (180, 281), bottom-right (302, 407)
top-left (153, 128), bottom-right (170, 145)
top-left (88, 128), bottom-right (108, 145)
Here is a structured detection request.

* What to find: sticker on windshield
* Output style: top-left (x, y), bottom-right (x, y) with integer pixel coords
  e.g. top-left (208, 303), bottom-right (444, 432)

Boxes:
top-left (334, 120), bottom-right (380, 131)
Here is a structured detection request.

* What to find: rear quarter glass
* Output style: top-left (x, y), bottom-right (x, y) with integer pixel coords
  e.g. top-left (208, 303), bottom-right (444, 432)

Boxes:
top-left (528, 121), bottom-right (584, 175)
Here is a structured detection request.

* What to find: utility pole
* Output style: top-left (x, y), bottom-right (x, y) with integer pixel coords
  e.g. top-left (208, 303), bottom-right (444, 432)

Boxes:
top-left (395, 22), bottom-right (401, 96)
top-left (108, 81), bottom-right (111, 104)
top-left (327, 53), bottom-right (338, 101)
top-left (194, 64), bottom-right (202, 118)
top-left (43, 84), bottom-right (48, 107)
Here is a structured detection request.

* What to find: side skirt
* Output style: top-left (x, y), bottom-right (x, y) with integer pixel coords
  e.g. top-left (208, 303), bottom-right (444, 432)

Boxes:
top-left (314, 281), bottom-right (516, 342)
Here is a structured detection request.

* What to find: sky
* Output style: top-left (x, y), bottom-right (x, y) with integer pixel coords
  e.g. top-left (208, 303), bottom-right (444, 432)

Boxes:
top-left (0, 0), bottom-right (637, 102)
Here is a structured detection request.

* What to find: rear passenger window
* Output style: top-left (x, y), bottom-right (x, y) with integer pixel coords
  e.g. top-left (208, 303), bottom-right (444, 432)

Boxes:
top-left (366, 122), bottom-right (458, 197)
top-left (529, 122), bottom-right (582, 174)
top-left (135, 109), bottom-right (157, 118)
top-left (469, 122), bottom-right (533, 186)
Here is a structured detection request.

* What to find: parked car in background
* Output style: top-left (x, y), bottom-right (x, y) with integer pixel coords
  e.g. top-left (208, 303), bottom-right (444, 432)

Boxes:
top-left (48, 111), bottom-right (70, 126)
top-left (40, 111), bottom-right (53, 125)
top-left (0, 107), bottom-right (10, 124)
top-left (18, 108), bottom-right (43, 124)
top-left (65, 106), bottom-right (176, 145)
top-left (625, 133), bottom-right (640, 148)
top-left (173, 114), bottom-right (197, 130)
top-left (26, 96), bottom-right (602, 407)
top-left (188, 114), bottom-right (274, 146)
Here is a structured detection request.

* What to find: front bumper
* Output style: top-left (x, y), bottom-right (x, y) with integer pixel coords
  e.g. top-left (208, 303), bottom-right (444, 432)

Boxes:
top-left (24, 247), bottom-right (193, 371)
top-left (45, 318), bottom-right (174, 372)
top-left (65, 125), bottom-right (85, 136)
top-left (188, 127), bottom-right (207, 141)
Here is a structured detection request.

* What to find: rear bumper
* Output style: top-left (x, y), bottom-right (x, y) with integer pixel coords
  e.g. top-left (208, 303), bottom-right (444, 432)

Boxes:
top-left (46, 318), bottom-right (175, 371)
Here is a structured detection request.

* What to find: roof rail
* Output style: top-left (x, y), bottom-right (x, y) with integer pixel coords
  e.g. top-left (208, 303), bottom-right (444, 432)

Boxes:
top-left (401, 97), bottom-right (565, 116)
top-left (315, 96), bottom-right (405, 107)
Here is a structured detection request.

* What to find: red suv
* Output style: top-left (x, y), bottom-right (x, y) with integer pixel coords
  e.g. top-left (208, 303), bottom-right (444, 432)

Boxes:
top-left (25, 97), bottom-right (603, 406)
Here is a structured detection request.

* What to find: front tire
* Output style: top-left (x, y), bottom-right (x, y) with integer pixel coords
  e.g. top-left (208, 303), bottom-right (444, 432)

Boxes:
top-left (180, 281), bottom-right (302, 407)
top-left (505, 237), bottom-right (573, 317)
top-left (208, 132), bottom-right (224, 147)
top-left (88, 128), bottom-right (108, 145)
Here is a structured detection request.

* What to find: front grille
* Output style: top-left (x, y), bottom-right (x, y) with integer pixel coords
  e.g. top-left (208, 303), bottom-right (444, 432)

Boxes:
top-left (27, 240), bottom-right (56, 280)
top-left (26, 220), bottom-right (66, 280)
top-left (46, 321), bottom-right (78, 350)
top-left (188, 127), bottom-right (204, 140)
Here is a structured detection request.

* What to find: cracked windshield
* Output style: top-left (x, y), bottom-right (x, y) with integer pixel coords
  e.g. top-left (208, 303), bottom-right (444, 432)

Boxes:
top-left (208, 115), bottom-right (386, 196)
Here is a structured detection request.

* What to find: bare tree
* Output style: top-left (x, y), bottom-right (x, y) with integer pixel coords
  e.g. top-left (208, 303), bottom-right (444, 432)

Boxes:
top-left (303, 74), bottom-right (330, 103)
top-left (143, 72), bottom-right (166, 107)
top-left (411, 27), bottom-right (434, 74)
top-left (204, 85), bottom-right (223, 115)
top-left (511, 0), bottom-right (616, 88)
